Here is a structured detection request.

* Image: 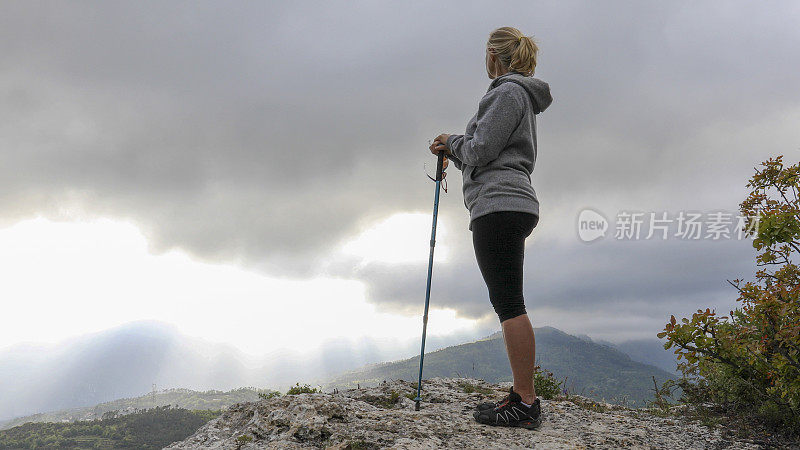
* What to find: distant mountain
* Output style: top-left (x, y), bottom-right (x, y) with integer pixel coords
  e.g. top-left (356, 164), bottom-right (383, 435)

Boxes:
top-left (611, 339), bottom-right (680, 375)
top-left (0, 386), bottom-right (274, 431)
top-left (479, 330), bottom-right (503, 341)
top-left (0, 406), bottom-right (221, 449)
top-left (0, 320), bottom-right (488, 424)
top-left (0, 320), bottom-right (258, 423)
top-left (0, 320), bottom-right (680, 425)
top-left (568, 333), bottom-right (679, 375)
top-left (315, 326), bottom-right (678, 408)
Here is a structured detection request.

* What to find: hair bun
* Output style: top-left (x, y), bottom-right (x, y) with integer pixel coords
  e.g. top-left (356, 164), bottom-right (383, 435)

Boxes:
top-left (488, 27), bottom-right (538, 76)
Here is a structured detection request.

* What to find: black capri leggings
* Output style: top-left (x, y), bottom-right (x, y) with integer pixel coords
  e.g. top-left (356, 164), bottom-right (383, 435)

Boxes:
top-left (471, 211), bottom-right (539, 323)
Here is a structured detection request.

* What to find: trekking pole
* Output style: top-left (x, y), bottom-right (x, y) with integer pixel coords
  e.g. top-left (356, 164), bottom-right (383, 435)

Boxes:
top-left (414, 148), bottom-right (446, 411)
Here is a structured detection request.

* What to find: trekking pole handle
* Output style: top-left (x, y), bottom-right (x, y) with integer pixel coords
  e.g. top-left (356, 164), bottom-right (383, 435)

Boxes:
top-left (436, 149), bottom-right (445, 182)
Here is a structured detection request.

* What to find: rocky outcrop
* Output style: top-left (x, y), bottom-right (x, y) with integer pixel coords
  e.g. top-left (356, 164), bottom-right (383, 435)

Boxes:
top-left (165, 377), bottom-right (761, 449)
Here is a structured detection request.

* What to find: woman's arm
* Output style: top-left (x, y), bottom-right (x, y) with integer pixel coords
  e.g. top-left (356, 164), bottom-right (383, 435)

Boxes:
top-left (446, 85), bottom-right (524, 167)
top-left (446, 150), bottom-right (464, 170)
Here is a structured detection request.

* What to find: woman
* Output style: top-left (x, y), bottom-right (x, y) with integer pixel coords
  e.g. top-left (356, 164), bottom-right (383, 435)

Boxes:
top-left (429, 26), bottom-right (553, 429)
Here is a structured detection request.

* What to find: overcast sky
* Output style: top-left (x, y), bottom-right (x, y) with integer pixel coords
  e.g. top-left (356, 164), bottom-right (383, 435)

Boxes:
top-left (1, 1), bottom-right (799, 361)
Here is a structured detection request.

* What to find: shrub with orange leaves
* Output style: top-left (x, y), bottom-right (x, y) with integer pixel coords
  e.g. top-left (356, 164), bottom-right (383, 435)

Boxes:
top-left (658, 156), bottom-right (800, 433)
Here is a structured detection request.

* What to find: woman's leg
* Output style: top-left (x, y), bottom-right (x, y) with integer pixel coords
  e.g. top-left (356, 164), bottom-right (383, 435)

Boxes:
top-left (501, 313), bottom-right (537, 404)
top-left (471, 211), bottom-right (538, 404)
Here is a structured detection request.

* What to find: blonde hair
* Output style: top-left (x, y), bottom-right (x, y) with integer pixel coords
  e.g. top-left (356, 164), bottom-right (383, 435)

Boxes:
top-left (487, 26), bottom-right (539, 77)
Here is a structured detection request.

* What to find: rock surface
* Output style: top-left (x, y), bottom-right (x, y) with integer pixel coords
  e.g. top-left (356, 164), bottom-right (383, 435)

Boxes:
top-left (164, 377), bottom-right (762, 449)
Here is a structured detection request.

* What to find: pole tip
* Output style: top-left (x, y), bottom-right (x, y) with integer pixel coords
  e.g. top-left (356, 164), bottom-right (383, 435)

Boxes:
top-left (414, 401), bottom-right (420, 411)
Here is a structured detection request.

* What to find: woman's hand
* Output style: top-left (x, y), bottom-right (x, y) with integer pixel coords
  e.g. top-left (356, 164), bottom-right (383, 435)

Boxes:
top-left (428, 134), bottom-right (450, 173)
top-left (429, 133), bottom-right (452, 157)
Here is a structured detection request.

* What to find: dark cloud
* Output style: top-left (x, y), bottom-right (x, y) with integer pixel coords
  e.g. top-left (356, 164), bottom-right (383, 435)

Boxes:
top-left (1, 1), bottom-right (797, 337)
top-left (334, 235), bottom-right (757, 331)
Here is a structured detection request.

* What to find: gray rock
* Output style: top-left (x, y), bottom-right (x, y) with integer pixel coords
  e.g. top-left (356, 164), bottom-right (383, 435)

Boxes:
top-left (164, 377), bottom-right (762, 449)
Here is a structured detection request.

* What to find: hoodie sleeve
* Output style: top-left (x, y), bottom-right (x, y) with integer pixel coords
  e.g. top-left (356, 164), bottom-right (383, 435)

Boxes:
top-left (445, 85), bottom-right (523, 167)
top-left (445, 150), bottom-right (464, 171)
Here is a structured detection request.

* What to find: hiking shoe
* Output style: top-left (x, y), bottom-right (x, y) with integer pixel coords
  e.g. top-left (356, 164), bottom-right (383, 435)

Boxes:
top-left (474, 386), bottom-right (513, 411)
top-left (472, 388), bottom-right (541, 430)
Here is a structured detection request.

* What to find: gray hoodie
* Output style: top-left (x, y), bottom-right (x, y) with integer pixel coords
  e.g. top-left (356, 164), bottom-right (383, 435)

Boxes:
top-left (446, 71), bottom-right (553, 231)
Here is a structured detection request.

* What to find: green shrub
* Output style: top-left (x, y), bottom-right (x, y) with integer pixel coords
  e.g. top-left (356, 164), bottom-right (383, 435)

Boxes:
top-left (286, 382), bottom-right (321, 395)
top-left (257, 390), bottom-right (281, 400)
top-left (235, 434), bottom-right (253, 449)
top-left (533, 365), bottom-right (563, 400)
top-left (566, 396), bottom-right (609, 413)
top-left (658, 155), bottom-right (800, 437)
top-left (457, 381), bottom-right (494, 395)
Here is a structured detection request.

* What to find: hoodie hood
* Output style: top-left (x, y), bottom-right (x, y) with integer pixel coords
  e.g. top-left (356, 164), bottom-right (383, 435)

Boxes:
top-left (487, 72), bottom-right (553, 114)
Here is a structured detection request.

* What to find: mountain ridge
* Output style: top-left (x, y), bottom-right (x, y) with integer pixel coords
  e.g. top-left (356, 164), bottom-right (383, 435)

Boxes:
top-left (313, 326), bottom-right (676, 408)
top-left (1, 323), bottom-right (678, 428)
top-left (0, 387), bottom-right (274, 431)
